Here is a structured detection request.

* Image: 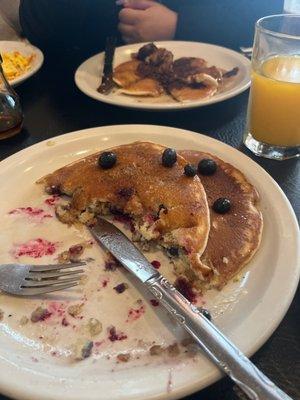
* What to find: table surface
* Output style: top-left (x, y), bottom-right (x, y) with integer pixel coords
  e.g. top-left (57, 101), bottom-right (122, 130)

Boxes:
top-left (0, 57), bottom-right (299, 400)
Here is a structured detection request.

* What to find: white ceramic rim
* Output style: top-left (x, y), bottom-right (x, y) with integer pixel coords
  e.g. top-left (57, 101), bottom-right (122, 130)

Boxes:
top-left (0, 125), bottom-right (299, 400)
top-left (0, 40), bottom-right (44, 86)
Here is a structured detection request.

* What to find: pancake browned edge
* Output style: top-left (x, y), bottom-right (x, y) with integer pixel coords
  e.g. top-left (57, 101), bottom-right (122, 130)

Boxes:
top-left (38, 142), bottom-right (211, 280)
top-left (179, 150), bottom-right (263, 289)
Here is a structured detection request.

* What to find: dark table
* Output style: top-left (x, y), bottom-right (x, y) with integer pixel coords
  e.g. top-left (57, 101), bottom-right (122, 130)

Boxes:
top-left (0, 59), bottom-right (299, 400)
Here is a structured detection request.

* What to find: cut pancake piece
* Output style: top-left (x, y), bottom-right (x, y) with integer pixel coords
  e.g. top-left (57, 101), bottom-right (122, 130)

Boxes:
top-left (119, 78), bottom-right (164, 97)
top-left (172, 57), bottom-right (222, 83)
top-left (113, 59), bottom-right (164, 96)
top-left (179, 150), bottom-right (263, 289)
top-left (169, 81), bottom-right (217, 102)
top-left (113, 59), bottom-right (142, 87)
top-left (38, 142), bottom-right (211, 280)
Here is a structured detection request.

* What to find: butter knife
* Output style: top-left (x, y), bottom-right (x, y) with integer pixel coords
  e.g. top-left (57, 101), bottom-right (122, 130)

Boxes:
top-left (97, 36), bottom-right (116, 94)
top-left (90, 217), bottom-right (293, 400)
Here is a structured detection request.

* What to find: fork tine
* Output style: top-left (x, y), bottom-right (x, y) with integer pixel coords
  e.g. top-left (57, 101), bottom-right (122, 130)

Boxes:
top-left (29, 262), bottom-right (86, 272)
top-left (22, 276), bottom-right (82, 288)
top-left (19, 282), bottom-right (78, 296)
top-left (27, 269), bottom-right (85, 279)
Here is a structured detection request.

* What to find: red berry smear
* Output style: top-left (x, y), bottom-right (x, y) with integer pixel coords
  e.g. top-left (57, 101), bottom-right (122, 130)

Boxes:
top-left (48, 302), bottom-right (65, 317)
top-left (101, 279), bottom-right (109, 288)
top-left (9, 207), bottom-right (52, 221)
top-left (44, 195), bottom-right (60, 206)
top-left (61, 317), bottom-right (69, 327)
top-left (108, 326), bottom-right (127, 342)
top-left (104, 260), bottom-right (119, 271)
top-left (13, 238), bottom-right (57, 259)
top-left (174, 277), bottom-right (197, 304)
top-left (150, 299), bottom-right (160, 307)
top-left (94, 340), bottom-right (104, 347)
top-left (151, 260), bottom-right (161, 269)
top-left (126, 305), bottom-right (145, 322)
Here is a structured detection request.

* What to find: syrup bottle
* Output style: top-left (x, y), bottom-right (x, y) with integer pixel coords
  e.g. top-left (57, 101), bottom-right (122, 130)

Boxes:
top-left (0, 54), bottom-right (23, 140)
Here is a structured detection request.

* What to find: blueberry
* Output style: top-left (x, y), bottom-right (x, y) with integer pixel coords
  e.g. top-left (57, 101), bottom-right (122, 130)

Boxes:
top-left (162, 148), bottom-right (177, 167)
top-left (46, 185), bottom-right (61, 195)
top-left (198, 159), bottom-right (217, 175)
top-left (212, 197), bottom-right (231, 214)
top-left (200, 308), bottom-right (212, 321)
top-left (184, 164), bottom-right (197, 177)
top-left (98, 151), bottom-right (117, 169)
top-left (168, 246), bottom-right (179, 257)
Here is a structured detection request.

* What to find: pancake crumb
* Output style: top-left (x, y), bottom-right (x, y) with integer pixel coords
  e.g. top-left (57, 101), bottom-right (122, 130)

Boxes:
top-left (31, 307), bottom-right (52, 323)
top-left (87, 318), bottom-right (102, 336)
top-left (167, 343), bottom-right (180, 357)
top-left (149, 345), bottom-right (163, 356)
top-left (72, 339), bottom-right (93, 360)
top-left (117, 353), bottom-right (131, 362)
top-left (20, 316), bottom-right (29, 326)
top-left (68, 303), bottom-right (84, 318)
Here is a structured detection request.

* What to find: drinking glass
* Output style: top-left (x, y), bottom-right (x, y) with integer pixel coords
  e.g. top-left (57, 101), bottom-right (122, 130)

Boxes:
top-left (244, 14), bottom-right (300, 160)
top-left (0, 54), bottom-right (23, 140)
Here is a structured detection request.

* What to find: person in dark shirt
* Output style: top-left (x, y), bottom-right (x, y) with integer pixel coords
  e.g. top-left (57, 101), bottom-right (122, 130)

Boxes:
top-left (118, 0), bottom-right (283, 48)
top-left (19, 0), bottom-right (283, 62)
top-left (19, 0), bottom-right (120, 61)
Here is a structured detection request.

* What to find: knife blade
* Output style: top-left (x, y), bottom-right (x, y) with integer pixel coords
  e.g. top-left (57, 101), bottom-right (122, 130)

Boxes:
top-left (90, 217), bottom-right (158, 282)
top-left (97, 36), bottom-right (116, 95)
top-left (90, 217), bottom-right (293, 400)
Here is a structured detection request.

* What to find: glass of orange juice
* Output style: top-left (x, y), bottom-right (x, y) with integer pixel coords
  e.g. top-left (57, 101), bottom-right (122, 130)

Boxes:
top-left (244, 14), bottom-right (300, 160)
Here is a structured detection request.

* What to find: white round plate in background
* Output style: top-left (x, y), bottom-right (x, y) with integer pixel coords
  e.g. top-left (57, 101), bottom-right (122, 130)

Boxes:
top-left (0, 125), bottom-right (299, 400)
top-left (75, 41), bottom-right (251, 110)
top-left (0, 40), bottom-right (44, 86)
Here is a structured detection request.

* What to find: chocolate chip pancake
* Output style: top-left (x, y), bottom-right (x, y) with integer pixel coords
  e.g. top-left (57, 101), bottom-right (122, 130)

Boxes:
top-left (38, 142), bottom-right (211, 279)
top-left (179, 150), bottom-right (263, 289)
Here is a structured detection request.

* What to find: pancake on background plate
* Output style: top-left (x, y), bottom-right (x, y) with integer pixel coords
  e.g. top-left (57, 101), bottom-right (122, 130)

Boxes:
top-left (179, 150), bottom-right (263, 289)
top-left (167, 81), bottom-right (217, 102)
top-left (113, 58), bottom-right (164, 97)
top-left (113, 59), bottom-right (142, 87)
top-left (120, 77), bottom-right (164, 97)
top-left (38, 142), bottom-right (211, 280)
top-left (112, 43), bottom-right (238, 102)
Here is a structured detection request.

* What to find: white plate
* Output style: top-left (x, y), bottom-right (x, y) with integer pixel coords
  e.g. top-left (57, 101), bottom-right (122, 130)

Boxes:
top-left (75, 41), bottom-right (251, 110)
top-left (0, 40), bottom-right (44, 86)
top-left (0, 125), bottom-right (299, 400)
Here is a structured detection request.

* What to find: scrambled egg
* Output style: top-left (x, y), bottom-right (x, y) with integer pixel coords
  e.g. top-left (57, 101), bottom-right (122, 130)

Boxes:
top-left (1, 51), bottom-right (34, 80)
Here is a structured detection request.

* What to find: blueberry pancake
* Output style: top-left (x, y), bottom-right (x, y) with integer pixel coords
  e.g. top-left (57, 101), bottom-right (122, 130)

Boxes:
top-left (38, 142), bottom-right (211, 280)
top-left (179, 150), bottom-right (263, 289)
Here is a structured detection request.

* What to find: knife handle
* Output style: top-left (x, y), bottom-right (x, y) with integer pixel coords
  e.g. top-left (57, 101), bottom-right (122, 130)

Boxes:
top-left (146, 275), bottom-right (293, 400)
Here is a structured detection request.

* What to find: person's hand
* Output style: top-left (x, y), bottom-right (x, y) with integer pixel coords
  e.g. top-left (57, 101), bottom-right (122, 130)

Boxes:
top-left (117, 0), bottom-right (178, 44)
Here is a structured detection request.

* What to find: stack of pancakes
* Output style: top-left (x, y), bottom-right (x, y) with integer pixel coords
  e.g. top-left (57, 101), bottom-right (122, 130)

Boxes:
top-left (39, 142), bottom-right (262, 291)
top-left (113, 43), bottom-right (238, 102)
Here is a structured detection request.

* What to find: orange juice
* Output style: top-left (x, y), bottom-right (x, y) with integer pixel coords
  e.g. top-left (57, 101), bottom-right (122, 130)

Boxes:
top-left (248, 55), bottom-right (300, 146)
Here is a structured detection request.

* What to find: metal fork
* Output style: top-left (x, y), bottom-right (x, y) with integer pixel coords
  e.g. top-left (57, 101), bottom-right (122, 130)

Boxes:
top-left (0, 262), bottom-right (86, 296)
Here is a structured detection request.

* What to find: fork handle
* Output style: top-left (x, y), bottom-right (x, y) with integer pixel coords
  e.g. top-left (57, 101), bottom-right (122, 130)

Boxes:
top-left (146, 275), bottom-right (293, 400)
